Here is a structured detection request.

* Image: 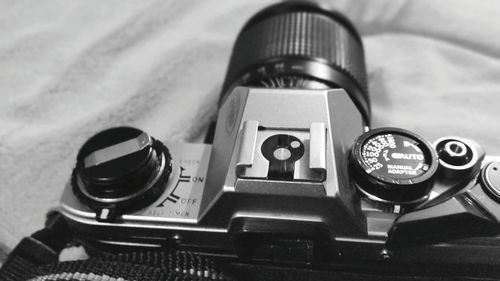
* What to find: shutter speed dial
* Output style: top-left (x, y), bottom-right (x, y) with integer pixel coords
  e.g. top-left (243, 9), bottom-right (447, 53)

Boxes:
top-left (350, 128), bottom-right (439, 205)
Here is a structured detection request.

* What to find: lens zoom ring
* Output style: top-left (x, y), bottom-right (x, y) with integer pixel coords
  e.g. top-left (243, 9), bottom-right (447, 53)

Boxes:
top-left (225, 11), bottom-right (368, 96)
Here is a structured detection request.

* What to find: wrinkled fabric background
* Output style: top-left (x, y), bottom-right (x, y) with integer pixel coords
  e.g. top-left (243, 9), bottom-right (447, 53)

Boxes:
top-left (1, 0), bottom-right (500, 261)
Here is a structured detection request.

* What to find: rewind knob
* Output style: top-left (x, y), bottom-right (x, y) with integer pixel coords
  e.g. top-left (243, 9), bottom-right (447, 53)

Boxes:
top-left (72, 127), bottom-right (172, 221)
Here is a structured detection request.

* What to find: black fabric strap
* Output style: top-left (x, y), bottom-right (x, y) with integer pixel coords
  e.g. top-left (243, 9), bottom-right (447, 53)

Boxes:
top-left (2, 252), bottom-right (229, 281)
top-left (0, 237), bottom-right (59, 281)
top-left (102, 251), bottom-right (226, 278)
top-left (0, 211), bottom-right (68, 281)
top-left (25, 256), bottom-right (228, 281)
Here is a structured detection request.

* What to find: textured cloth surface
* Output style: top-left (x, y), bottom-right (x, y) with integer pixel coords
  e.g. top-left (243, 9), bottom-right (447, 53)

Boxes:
top-left (1, 0), bottom-right (500, 261)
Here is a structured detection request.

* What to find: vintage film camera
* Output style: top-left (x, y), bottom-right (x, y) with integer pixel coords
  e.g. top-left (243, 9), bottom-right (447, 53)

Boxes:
top-left (58, 2), bottom-right (500, 280)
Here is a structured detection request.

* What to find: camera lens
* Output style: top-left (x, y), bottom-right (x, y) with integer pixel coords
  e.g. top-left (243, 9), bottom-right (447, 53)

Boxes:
top-left (221, 1), bottom-right (370, 123)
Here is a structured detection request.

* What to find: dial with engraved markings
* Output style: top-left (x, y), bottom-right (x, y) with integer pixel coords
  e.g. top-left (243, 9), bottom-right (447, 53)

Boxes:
top-left (361, 133), bottom-right (429, 181)
top-left (350, 128), bottom-right (439, 204)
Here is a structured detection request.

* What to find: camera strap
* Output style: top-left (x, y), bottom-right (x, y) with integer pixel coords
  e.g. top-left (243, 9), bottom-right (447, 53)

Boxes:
top-left (0, 212), bottom-right (230, 281)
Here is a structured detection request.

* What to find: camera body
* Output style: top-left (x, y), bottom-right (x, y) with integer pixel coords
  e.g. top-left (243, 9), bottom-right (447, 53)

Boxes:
top-left (58, 2), bottom-right (500, 279)
top-left (61, 86), bottom-right (500, 279)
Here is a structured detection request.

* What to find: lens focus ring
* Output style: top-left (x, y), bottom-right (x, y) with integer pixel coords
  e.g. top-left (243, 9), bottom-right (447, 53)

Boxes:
top-left (222, 3), bottom-right (369, 121)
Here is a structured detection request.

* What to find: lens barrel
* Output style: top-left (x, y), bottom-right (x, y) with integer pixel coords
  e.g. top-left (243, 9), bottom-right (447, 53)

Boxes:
top-left (221, 2), bottom-right (370, 123)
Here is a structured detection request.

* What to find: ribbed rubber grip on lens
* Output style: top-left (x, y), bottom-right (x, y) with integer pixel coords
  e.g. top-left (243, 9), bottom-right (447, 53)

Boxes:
top-left (222, 5), bottom-right (369, 111)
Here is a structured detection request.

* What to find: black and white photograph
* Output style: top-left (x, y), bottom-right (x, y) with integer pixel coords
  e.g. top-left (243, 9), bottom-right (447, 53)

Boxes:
top-left (1, 0), bottom-right (500, 280)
